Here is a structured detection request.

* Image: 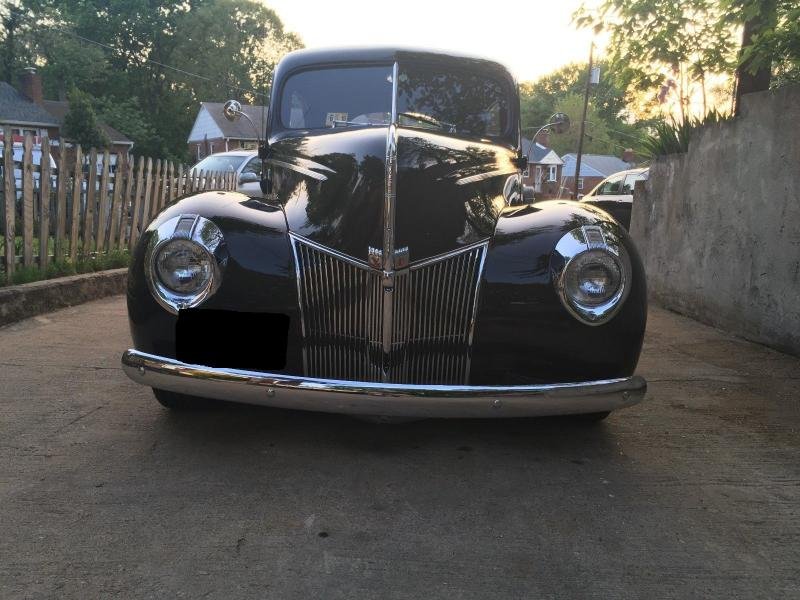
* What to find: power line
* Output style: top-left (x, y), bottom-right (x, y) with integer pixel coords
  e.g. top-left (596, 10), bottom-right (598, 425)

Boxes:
top-left (41, 26), bottom-right (267, 99)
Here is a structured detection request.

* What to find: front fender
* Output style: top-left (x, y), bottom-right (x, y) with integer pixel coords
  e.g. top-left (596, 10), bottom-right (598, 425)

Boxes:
top-left (470, 200), bottom-right (647, 384)
top-left (126, 191), bottom-right (302, 371)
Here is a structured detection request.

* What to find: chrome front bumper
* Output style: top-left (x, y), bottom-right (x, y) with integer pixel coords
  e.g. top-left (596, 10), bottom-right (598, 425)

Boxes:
top-left (121, 349), bottom-right (646, 418)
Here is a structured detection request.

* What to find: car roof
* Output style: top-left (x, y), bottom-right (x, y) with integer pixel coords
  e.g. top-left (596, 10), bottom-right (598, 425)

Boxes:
top-left (620, 167), bottom-right (649, 176)
top-left (277, 46), bottom-right (513, 77)
top-left (200, 150), bottom-right (256, 158)
top-left (601, 167), bottom-right (649, 179)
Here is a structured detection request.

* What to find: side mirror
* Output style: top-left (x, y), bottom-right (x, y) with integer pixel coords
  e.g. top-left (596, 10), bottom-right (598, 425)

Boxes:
top-left (223, 100), bottom-right (243, 122)
top-left (238, 171), bottom-right (259, 184)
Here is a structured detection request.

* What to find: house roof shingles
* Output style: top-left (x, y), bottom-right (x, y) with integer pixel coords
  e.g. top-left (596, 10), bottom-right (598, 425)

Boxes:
top-left (521, 137), bottom-right (563, 165)
top-left (560, 153), bottom-right (633, 178)
top-left (201, 102), bottom-right (267, 140)
top-left (42, 100), bottom-right (133, 145)
top-left (0, 82), bottom-right (60, 127)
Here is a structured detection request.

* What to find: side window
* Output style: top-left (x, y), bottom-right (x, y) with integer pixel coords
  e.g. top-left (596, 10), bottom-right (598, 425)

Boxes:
top-left (241, 157), bottom-right (262, 177)
top-left (622, 173), bottom-right (645, 194)
top-left (598, 174), bottom-right (623, 195)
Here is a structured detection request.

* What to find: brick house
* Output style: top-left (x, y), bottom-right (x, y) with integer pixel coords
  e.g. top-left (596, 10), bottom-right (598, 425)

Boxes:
top-left (520, 132), bottom-right (564, 199)
top-left (0, 78), bottom-right (60, 141)
top-left (560, 152), bottom-right (636, 197)
top-left (0, 68), bottom-right (133, 167)
top-left (187, 102), bottom-right (266, 161)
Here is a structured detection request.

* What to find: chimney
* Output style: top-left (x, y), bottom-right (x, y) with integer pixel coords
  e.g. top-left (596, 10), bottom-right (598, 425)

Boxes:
top-left (622, 148), bottom-right (635, 164)
top-left (20, 67), bottom-right (43, 105)
top-left (535, 129), bottom-right (550, 148)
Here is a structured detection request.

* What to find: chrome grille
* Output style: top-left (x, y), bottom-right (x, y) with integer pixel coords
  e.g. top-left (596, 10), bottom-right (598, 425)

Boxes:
top-left (291, 236), bottom-right (487, 384)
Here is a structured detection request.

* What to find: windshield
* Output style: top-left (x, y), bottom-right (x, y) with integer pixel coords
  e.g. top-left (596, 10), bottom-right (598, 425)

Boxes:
top-left (397, 64), bottom-right (510, 140)
top-left (191, 155), bottom-right (247, 172)
top-left (279, 65), bottom-right (393, 130)
top-left (277, 62), bottom-right (512, 141)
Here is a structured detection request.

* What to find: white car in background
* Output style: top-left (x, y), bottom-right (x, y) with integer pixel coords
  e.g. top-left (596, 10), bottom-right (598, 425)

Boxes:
top-left (189, 150), bottom-right (262, 196)
top-left (0, 142), bottom-right (58, 198)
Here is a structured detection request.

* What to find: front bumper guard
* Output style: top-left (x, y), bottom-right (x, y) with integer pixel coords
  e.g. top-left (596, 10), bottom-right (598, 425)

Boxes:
top-left (122, 349), bottom-right (646, 418)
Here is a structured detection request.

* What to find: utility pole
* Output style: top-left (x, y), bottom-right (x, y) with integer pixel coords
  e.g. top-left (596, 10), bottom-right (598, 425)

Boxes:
top-left (573, 42), bottom-right (593, 198)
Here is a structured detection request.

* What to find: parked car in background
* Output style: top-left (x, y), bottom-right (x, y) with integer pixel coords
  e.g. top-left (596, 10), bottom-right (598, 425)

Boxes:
top-left (189, 150), bottom-right (262, 195)
top-left (123, 47), bottom-right (648, 422)
top-left (579, 167), bottom-right (648, 230)
top-left (0, 141), bottom-right (58, 199)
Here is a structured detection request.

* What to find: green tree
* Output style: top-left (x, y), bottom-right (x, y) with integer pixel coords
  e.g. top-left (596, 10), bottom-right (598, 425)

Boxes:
top-left (725, 0), bottom-right (800, 92)
top-left (63, 87), bottom-right (110, 149)
top-left (1, 1), bottom-right (31, 83)
top-left (35, 29), bottom-right (109, 100)
top-left (520, 61), bottom-right (647, 156)
top-left (520, 61), bottom-right (629, 127)
top-left (548, 93), bottom-right (618, 156)
top-left (574, 0), bottom-right (800, 117)
top-left (97, 96), bottom-right (157, 155)
top-left (14, 0), bottom-right (302, 160)
top-left (574, 0), bottom-right (736, 121)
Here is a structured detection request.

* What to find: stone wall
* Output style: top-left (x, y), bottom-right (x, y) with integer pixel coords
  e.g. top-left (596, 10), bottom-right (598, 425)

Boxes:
top-left (630, 85), bottom-right (800, 356)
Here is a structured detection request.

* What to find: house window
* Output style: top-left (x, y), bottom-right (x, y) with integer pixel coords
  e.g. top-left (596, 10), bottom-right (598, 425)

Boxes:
top-left (548, 165), bottom-right (557, 182)
top-left (12, 127), bottom-right (43, 139)
top-left (578, 177), bottom-right (584, 190)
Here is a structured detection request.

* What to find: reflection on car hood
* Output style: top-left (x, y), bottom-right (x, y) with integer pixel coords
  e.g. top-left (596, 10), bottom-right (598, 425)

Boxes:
top-left (271, 127), bottom-right (517, 263)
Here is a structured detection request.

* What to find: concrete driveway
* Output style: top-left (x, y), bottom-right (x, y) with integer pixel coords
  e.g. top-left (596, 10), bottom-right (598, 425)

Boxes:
top-left (1, 296), bottom-right (798, 599)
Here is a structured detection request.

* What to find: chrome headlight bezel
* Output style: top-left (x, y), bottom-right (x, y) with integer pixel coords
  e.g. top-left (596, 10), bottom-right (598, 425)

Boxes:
top-left (551, 225), bottom-right (632, 326)
top-left (144, 215), bottom-right (225, 314)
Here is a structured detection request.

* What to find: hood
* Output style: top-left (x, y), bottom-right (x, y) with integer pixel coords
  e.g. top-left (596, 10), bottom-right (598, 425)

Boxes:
top-left (272, 127), bottom-right (518, 263)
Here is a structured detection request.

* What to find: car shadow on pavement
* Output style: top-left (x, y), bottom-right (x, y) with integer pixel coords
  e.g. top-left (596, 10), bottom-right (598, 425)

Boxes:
top-left (150, 401), bottom-right (623, 464)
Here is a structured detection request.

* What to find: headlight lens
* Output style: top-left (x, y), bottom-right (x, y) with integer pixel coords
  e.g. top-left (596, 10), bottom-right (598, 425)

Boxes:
top-left (551, 225), bottom-right (632, 325)
top-left (145, 215), bottom-right (225, 313)
top-left (564, 250), bottom-right (622, 307)
top-left (155, 239), bottom-right (212, 295)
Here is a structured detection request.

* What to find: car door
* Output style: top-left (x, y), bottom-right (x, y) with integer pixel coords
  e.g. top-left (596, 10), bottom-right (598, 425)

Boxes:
top-left (581, 172), bottom-right (630, 228)
top-left (237, 157), bottom-right (263, 196)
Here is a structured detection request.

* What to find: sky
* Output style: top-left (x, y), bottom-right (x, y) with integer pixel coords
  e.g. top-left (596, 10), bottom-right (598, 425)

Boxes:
top-left (264, 0), bottom-right (601, 83)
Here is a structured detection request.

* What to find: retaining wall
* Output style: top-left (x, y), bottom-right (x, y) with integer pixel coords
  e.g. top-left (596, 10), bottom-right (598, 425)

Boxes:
top-left (630, 85), bottom-right (800, 355)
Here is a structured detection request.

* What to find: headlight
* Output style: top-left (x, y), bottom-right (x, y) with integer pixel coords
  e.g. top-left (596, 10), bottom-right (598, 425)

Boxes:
top-left (552, 225), bottom-right (631, 325)
top-left (145, 215), bottom-right (225, 313)
top-left (564, 249), bottom-right (623, 306)
top-left (155, 239), bottom-right (213, 295)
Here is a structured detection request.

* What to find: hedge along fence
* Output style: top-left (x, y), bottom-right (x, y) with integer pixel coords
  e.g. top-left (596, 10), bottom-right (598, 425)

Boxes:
top-left (1, 126), bottom-right (237, 283)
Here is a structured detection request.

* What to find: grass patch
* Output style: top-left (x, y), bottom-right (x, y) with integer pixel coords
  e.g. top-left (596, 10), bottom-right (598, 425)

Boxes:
top-left (1, 249), bottom-right (130, 287)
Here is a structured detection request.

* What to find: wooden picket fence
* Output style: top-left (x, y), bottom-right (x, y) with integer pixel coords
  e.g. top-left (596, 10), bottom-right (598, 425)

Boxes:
top-left (1, 127), bottom-right (237, 282)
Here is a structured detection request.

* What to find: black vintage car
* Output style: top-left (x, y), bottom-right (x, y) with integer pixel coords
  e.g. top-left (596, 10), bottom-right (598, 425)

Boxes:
top-left (122, 47), bottom-right (647, 420)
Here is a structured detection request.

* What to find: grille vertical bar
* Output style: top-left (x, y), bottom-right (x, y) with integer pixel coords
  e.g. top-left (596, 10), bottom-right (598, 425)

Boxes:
top-left (291, 235), bottom-right (487, 384)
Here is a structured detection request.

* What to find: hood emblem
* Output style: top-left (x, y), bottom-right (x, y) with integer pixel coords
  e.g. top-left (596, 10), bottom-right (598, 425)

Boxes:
top-left (368, 246), bottom-right (409, 270)
top-left (368, 247), bottom-right (382, 269)
top-left (394, 246), bottom-right (409, 269)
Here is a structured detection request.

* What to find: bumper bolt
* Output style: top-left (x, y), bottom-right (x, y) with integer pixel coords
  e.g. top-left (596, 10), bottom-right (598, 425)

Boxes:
top-left (138, 366), bottom-right (145, 376)
top-left (492, 399), bottom-right (502, 409)
top-left (266, 388), bottom-right (275, 397)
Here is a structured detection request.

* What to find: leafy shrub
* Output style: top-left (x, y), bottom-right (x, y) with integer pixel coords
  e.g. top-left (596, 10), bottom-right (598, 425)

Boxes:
top-left (640, 109), bottom-right (731, 157)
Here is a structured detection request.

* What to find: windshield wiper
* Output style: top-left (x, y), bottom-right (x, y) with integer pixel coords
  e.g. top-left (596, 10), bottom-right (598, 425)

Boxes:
top-left (330, 120), bottom-right (378, 128)
top-left (398, 111), bottom-right (457, 133)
